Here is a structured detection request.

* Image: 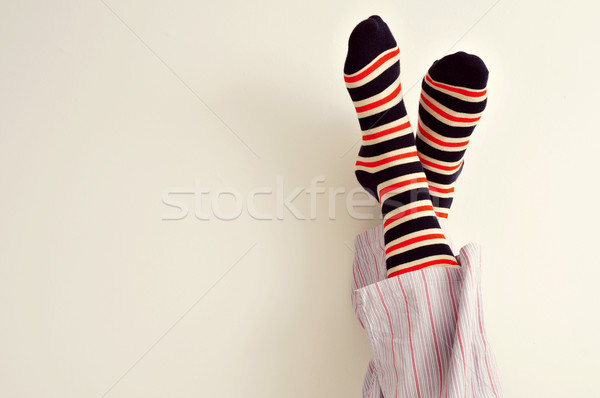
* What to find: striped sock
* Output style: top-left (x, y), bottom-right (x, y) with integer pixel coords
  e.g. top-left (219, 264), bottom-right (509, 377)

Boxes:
top-left (343, 16), bottom-right (458, 277)
top-left (416, 52), bottom-right (489, 219)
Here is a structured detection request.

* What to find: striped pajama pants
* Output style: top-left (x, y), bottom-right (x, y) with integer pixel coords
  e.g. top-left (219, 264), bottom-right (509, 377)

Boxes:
top-left (351, 222), bottom-right (502, 398)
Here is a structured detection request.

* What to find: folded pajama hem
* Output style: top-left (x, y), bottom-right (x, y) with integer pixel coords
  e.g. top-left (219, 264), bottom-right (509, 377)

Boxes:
top-left (352, 225), bottom-right (501, 398)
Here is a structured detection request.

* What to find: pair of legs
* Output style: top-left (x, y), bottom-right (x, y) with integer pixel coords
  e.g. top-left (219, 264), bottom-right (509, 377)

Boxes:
top-left (344, 15), bottom-right (488, 277)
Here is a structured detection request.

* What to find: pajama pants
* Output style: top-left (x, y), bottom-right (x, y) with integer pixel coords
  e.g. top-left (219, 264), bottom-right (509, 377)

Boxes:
top-left (351, 223), bottom-right (502, 398)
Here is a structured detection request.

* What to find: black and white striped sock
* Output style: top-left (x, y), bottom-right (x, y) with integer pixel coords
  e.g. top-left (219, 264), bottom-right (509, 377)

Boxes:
top-left (344, 16), bottom-right (458, 277)
top-left (416, 52), bottom-right (489, 219)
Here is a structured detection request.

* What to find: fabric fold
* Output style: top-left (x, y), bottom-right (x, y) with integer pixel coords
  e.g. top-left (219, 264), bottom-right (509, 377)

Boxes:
top-left (352, 225), bottom-right (501, 397)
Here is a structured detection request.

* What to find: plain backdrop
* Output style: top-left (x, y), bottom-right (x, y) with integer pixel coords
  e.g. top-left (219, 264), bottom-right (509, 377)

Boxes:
top-left (1, 0), bottom-right (599, 397)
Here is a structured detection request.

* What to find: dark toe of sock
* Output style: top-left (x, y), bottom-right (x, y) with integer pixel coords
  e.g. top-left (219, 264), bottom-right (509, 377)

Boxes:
top-left (344, 15), bottom-right (397, 75)
top-left (429, 51), bottom-right (489, 89)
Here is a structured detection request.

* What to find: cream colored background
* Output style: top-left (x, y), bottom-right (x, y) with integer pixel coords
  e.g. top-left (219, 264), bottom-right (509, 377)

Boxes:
top-left (1, 0), bottom-right (599, 397)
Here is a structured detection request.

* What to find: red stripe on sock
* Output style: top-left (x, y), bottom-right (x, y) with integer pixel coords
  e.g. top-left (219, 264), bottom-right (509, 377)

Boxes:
top-left (355, 83), bottom-right (402, 113)
top-left (363, 121), bottom-right (411, 141)
top-left (379, 177), bottom-right (427, 197)
top-left (421, 94), bottom-right (481, 123)
top-left (426, 74), bottom-right (487, 97)
top-left (418, 123), bottom-right (469, 148)
top-left (383, 205), bottom-right (433, 228)
top-left (419, 157), bottom-right (463, 172)
top-left (428, 185), bottom-right (454, 194)
top-left (386, 233), bottom-right (446, 255)
top-left (356, 151), bottom-right (417, 168)
top-left (435, 211), bottom-right (449, 219)
top-left (344, 48), bottom-right (400, 83)
top-left (388, 258), bottom-right (458, 278)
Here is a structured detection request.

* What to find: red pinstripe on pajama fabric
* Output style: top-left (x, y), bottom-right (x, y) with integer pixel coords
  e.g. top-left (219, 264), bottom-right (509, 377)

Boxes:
top-left (422, 272), bottom-right (444, 398)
